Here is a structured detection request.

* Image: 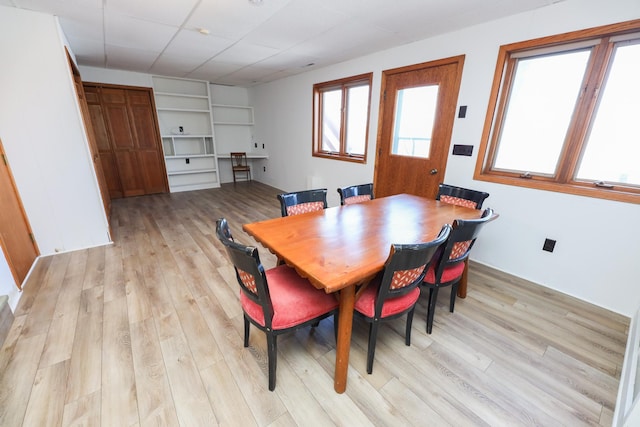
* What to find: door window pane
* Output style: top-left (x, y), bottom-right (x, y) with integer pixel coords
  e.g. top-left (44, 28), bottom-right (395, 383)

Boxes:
top-left (493, 51), bottom-right (590, 174)
top-left (392, 86), bottom-right (438, 158)
top-left (321, 89), bottom-right (341, 152)
top-left (577, 42), bottom-right (640, 185)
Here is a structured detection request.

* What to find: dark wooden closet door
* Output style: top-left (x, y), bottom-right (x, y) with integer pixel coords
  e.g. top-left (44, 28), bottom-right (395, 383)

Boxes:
top-left (83, 83), bottom-right (168, 198)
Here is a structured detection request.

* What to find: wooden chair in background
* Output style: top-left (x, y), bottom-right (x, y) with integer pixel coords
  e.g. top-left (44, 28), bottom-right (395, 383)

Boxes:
top-left (231, 152), bottom-right (251, 182)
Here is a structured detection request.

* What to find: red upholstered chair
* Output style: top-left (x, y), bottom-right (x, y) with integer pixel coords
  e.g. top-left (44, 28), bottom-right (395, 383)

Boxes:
top-left (436, 183), bottom-right (489, 210)
top-left (277, 188), bottom-right (328, 217)
top-left (422, 208), bottom-right (497, 334)
top-left (337, 183), bottom-right (374, 206)
top-left (354, 225), bottom-right (450, 374)
top-left (215, 218), bottom-right (338, 391)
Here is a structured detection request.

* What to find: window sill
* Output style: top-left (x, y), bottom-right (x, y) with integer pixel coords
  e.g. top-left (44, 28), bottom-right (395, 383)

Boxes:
top-left (473, 172), bottom-right (640, 204)
top-left (313, 152), bottom-right (366, 164)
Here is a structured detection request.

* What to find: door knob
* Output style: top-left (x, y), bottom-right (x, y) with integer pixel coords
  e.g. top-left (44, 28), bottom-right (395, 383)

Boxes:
top-left (430, 169), bottom-right (438, 175)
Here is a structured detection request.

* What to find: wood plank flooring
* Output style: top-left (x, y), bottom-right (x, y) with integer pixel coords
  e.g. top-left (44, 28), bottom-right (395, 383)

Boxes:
top-left (0, 181), bottom-right (629, 426)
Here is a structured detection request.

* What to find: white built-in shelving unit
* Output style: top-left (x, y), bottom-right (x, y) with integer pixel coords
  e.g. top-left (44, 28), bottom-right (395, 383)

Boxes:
top-left (152, 76), bottom-right (220, 192)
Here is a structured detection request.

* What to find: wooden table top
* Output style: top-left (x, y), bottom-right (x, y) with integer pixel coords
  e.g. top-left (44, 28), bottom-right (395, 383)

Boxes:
top-left (243, 193), bottom-right (481, 293)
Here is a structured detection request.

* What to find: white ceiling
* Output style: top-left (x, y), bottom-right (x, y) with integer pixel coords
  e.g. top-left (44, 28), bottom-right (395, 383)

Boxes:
top-left (1, 0), bottom-right (563, 86)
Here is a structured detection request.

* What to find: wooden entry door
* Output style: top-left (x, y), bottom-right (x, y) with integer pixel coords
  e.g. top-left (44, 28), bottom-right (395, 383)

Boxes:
top-left (0, 139), bottom-right (39, 289)
top-left (374, 56), bottom-right (465, 199)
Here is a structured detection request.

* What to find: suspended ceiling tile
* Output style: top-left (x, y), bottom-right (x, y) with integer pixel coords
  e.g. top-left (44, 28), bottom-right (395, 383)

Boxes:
top-left (162, 28), bottom-right (234, 60)
top-left (211, 41), bottom-right (280, 64)
top-left (105, 44), bottom-right (159, 71)
top-left (187, 0), bottom-right (291, 40)
top-left (105, 12), bottom-right (177, 51)
top-left (242, 0), bottom-right (347, 50)
top-left (105, 0), bottom-right (197, 26)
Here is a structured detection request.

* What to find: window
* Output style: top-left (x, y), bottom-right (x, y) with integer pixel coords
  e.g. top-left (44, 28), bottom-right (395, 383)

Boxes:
top-left (475, 20), bottom-right (640, 203)
top-left (391, 85), bottom-right (439, 159)
top-left (313, 73), bottom-right (372, 163)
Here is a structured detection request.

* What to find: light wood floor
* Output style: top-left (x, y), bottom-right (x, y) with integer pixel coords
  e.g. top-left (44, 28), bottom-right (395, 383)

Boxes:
top-left (0, 181), bottom-right (629, 426)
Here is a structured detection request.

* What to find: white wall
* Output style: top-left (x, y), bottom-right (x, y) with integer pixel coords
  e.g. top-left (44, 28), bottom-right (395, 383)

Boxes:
top-left (249, 0), bottom-right (640, 316)
top-left (0, 7), bottom-right (111, 308)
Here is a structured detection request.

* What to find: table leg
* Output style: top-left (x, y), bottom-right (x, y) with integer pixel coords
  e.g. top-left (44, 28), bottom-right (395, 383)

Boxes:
top-left (457, 258), bottom-right (469, 298)
top-left (334, 284), bottom-right (355, 393)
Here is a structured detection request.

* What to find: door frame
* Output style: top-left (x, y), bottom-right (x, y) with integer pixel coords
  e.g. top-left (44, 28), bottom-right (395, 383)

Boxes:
top-left (0, 138), bottom-right (39, 289)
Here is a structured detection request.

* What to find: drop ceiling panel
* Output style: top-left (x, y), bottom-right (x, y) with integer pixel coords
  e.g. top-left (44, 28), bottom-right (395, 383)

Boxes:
top-left (187, 0), bottom-right (291, 40)
top-left (105, 0), bottom-right (197, 26)
top-left (242, 1), bottom-right (348, 49)
top-left (105, 44), bottom-right (159, 71)
top-left (105, 12), bottom-right (178, 52)
top-left (211, 41), bottom-right (280, 64)
top-left (3, 0), bottom-right (568, 86)
top-left (162, 29), bottom-right (234, 59)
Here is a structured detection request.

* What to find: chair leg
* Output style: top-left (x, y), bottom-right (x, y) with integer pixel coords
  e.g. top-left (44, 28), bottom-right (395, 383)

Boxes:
top-left (405, 306), bottom-right (415, 346)
top-left (450, 282), bottom-right (459, 312)
top-left (366, 321), bottom-right (380, 374)
top-left (311, 320), bottom-right (320, 327)
top-left (243, 316), bottom-right (250, 347)
top-left (333, 313), bottom-right (338, 342)
top-left (267, 333), bottom-right (277, 391)
top-left (427, 287), bottom-right (439, 334)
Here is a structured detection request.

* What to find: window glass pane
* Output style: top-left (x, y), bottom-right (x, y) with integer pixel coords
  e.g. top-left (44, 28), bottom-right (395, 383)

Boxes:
top-left (494, 51), bottom-right (590, 174)
top-left (577, 42), bottom-right (640, 185)
top-left (321, 89), bottom-right (341, 152)
top-left (391, 85), bottom-right (438, 158)
top-left (345, 85), bottom-right (369, 155)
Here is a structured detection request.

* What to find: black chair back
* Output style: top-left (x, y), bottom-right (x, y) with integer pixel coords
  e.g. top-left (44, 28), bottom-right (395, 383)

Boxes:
top-left (277, 188), bottom-right (328, 217)
top-left (436, 183), bottom-right (489, 209)
top-left (215, 218), bottom-right (274, 328)
top-left (432, 208), bottom-right (497, 280)
top-left (374, 224), bottom-right (451, 315)
top-left (337, 183), bottom-right (374, 205)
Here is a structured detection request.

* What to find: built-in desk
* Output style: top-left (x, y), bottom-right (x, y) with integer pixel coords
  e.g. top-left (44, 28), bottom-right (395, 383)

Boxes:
top-left (217, 153), bottom-right (269, 182)
top-left (217, 153), bottom-right (269, 159)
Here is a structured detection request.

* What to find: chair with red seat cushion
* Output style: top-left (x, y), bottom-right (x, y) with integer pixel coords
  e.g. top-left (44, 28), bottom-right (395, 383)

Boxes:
top-left (436, 183), bottom-right (489, 210)
top-left (422, 208), bottom-right (497, 334)
top-left (354, 224), bottom-right (450, 374)
top-left (337, 183), bottom-right (374, 206)
top-left (215, 218), bottom-right (338, 391)
top-left (277, 188), bottom-right (328, 217)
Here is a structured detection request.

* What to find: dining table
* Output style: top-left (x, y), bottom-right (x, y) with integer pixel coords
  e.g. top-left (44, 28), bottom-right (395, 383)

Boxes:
top-left (242, 193), bottom-right (482, 393)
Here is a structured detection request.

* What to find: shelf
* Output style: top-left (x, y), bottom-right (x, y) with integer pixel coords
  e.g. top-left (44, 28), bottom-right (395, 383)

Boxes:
top-left (161, 134), bottom-right (211, 138)
top-left (218, 153), bottom-right (269, 159)
top-left (165, 154), bottom-right (215, 159)
top-left (167, 168), bottom-right (217, 176)
top-left (212, 121), bottom-right (254, 125)
top-left (155, 91), bottom-right (208, 99)
top-left (157, 107), bottom-right (210, 113)
top-left (211, 104), bottom-right (254, 126)
top-left (153, 76), bottom-right (221, 191)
